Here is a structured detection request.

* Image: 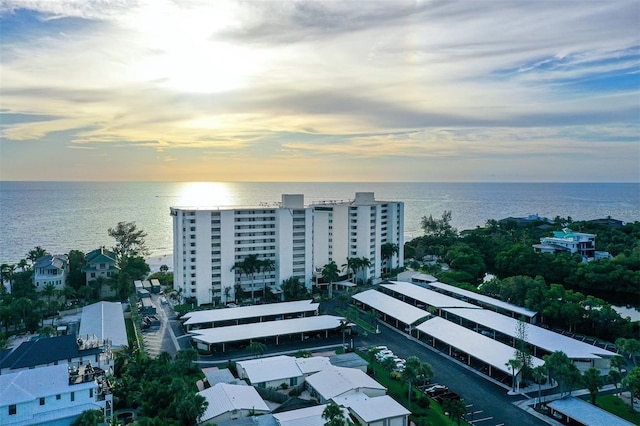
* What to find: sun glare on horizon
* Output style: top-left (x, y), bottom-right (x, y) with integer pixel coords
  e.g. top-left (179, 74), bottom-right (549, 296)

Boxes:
top-left (177, 182), bottom-right (232, 207)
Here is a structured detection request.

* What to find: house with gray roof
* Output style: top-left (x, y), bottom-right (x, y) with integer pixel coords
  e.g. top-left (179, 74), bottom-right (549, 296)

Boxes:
top-left (0, 363), bottom-right (112, 425)
top-left (33, 254), bottom-right (68, 291)
top-left (197, 383), bottom-right (270, 425)
top-left (0, 334), bottom-right (111, 375)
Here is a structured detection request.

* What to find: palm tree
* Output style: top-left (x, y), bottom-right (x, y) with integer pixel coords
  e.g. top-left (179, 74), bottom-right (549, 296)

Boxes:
top-left (402, 356), bottom-right (434, 407)
top-left (532, 365), bottom-right (547, 407)
top-left (356, 257), bottom-right (372, 285)
top-left (0, 263), bottom-right (16, 288)
top-left (380, 242), bottom-right (399, 273)
top-left (27, 246), bottom-right (48, 266)
top-left (342, 258), bottom-right (357, 282)
top-left (91, 276), bottom-right (107, 300)
top-left (322, 261), bottom-right (339, 299)
top-left (231, 254), bottom-right (261, 303)
top-left (260, 258), bottom-right (276, 300)
top-left (41, 283), bottom-right (57, 318)
top-left (443, 399), bottom-right (467, 426)
top-left (583, 367), bottom-right (604, 405)
top-left (17, 259), bottom-right (29, 272)
top-left (506, 358), bottom-right (523, 392)
top-left (13, 297), bottom-right (32, 329)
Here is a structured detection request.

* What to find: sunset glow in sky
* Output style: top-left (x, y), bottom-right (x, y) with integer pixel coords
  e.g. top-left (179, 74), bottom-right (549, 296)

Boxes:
top-left (1, 0), bottom-right (639, 182)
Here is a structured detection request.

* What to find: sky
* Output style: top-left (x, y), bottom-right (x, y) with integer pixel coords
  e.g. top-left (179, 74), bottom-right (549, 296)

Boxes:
top-left (0, 0), bottom-right (639, 182)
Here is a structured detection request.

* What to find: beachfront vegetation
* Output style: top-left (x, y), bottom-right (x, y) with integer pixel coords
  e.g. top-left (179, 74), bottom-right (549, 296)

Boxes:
top-left (0, 222), bottom-right (152, 338)
top-left (404, 213), bottom-right (640, 340)
top-left (113, 348), bottom-right (207, 425)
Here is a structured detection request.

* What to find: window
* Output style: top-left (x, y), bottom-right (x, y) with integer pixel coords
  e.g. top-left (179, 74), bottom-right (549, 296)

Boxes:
top-left (9, 405), bottom-right (16, 415)
top-left (89, 388), bottom-right (94, 398)
top-left (71, 392), bottom-right (75, 401)
top-left (40, 397), bottom-right (45, 405)
top-left (91, 273), bottom-right (95, 278)
top-left (56, 394), bottom-right (61, 400)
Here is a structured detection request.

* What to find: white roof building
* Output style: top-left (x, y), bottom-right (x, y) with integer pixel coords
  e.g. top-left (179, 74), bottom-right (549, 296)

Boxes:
top-left (381, 281), bottom-right (478, 309)
top-left (273, 404), bottom-right (349, 426)
top-left (426, 281), bottom-right (537, 321)
top-left (0, 364), bottom-right (107, 426)
top-left (172, 192), bottom-right (404, 306)
top-left (352, 289), bottom-right (430, 327)
top-left (183, 300), bottom-right (319, 328)
top-left (548, 396), bottom-right (636, 426)
top-left (346, 394), bottom-right (411, 426)
top-left (197, 383), bottom-right (270, 425)
top-left (189, 315), bottom-right (346, 350)
top-left (79, 301), bottom-right (128, 350)
top-left (305, 366), bottom-right (386, 404)
top-left (295, 356), bottom-right (333, 376)
top-left (416, 317), bottom-right (545, 375)
top-left (442, 307), bottom-right (616, 362)
top-left (236, 355), bottom-right (303, 388)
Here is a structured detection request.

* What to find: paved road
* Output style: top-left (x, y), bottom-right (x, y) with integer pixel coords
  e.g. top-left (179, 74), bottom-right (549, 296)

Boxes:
top-left (358, 322), bottom-right (547, 426)
top-left (140, 294), bottom-right (181, 357)
top-left (153, 294), bottom-right (548, 425)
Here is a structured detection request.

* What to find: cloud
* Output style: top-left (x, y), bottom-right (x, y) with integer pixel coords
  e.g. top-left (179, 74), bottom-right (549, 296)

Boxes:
top-left (0, 0), bottom-right (638, 181)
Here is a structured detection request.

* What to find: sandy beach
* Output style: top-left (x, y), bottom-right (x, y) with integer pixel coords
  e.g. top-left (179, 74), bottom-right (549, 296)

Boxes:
top-left (146, 251), bottom-right (174, 274)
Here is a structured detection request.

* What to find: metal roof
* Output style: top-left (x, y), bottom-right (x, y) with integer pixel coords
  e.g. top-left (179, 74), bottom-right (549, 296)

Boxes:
top-left (189, 315), bottom-right (346, 345)
top-left (548, 396), bottom-right (636, 426)
top-left (236, 355), bottom-right (303, 384)
top-left (426, 281), bottom-right (537, 318)
top-left (416, 317), bottom-right (545, 374)
top-left (0, 335), bottom-right (101, 371)
top-left (348, 395), bottom-right (411, 422)
top-left (443, 308), bottom-right (616, 359)
top-left (0, 364), bottom-right (95, 406)
top-left (381, 281), bottom-right (478, 309)
top-left (352, 289), bottom-right (430, 325)
top-left (183, 300), bottom-right (319, 326)
top-left (198, 383), bottom-right (270, 422)
top-left (79, 301), bottom-right (128, 349)
top-left (305, 367), bottom-right (386, 401)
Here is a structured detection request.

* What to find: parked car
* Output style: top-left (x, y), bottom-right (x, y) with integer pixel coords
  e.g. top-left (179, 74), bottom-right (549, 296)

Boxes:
top-left (424, 384), bottom-right (449, 395)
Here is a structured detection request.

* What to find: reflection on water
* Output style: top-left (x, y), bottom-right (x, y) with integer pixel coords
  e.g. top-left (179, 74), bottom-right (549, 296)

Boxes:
top-left (613, 305), bottom-right (640, 322)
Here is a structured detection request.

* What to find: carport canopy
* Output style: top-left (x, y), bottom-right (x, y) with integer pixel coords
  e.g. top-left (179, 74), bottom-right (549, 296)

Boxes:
top-left (443, 307), bottom-right (616, 359)
top-left (352, 289), bottom-right (430, 326)
top-left (189, 315), bottom-right (346, 345)
top-left (183, 300), bottom-right (319, 326)
top-left (416, 317), bottom-right (544, 375)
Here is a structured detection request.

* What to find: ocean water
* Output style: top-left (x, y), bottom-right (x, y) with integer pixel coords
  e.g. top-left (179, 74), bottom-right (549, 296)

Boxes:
top-left (1, 181), bottom-right (638, 265)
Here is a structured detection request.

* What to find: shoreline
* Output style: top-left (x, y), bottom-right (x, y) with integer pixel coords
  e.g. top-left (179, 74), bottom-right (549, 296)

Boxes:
top-left (146, 251), bottom-right (174, 274)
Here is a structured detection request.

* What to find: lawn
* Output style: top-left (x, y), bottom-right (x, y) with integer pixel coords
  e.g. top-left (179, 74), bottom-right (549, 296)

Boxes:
top-left (596, 395), bottom-right (640, 425)
top-left (361, 350), bottom-right (468, 426)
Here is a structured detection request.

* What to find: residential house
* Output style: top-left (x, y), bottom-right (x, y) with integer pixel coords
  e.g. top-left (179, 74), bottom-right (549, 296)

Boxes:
top-left (235, 355), bottom-right (304, 391)
top-left (33, 255), bottom-right (68, 291)
top-left (272, 404), bottom-right (349, 426)
top-left (197, 383), bottom-right (270, 425)
top-left (0, 334), bottom-right (113, 375)
top-left (78, 301), bottom-right (128, 351)
top-left (533, 228), bottom-right (597, 260)
top-left (83, 248), bottom-right (119, 297)
top-left (305, 366), bottom-right (386, 404)
top-left (335, 394), bottom-right (410, 426)
top-left (0, 363), bottom-right (113, 425)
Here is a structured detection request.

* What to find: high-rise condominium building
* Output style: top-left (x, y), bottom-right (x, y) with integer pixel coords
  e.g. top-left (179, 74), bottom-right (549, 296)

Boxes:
top-left (171, 192), bottom-right (403, 306)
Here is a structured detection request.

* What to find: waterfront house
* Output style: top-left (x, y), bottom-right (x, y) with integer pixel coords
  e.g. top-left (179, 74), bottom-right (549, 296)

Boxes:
top-left (0, 363), bottom-right (113, 425)
top-left (83, 248), bottom-right (119, 295)
top-left (33, 254), bottom-right (68, 291)
top-left (532, 228), bottom-right (596, 261)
